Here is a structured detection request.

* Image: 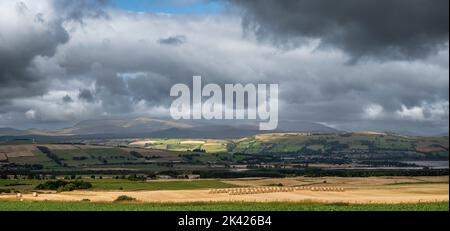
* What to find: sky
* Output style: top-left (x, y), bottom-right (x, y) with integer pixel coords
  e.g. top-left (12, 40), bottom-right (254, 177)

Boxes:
top-left (0, 0), bottom-right (448, 135)
top-left (111, 0), bottom-right (224, 14)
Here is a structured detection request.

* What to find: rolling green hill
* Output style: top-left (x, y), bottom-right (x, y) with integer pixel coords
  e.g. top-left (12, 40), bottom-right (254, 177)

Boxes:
top-left (232, 132), bottom-right (448, 156)
top-left (127, 132), bottom-right (449, 157)
top-left (0, 132), bottom-right (448, 174)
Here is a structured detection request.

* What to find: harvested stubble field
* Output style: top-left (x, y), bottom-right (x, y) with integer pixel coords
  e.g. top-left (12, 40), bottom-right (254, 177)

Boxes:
top-left (0, 176), bottom-right (448, 206)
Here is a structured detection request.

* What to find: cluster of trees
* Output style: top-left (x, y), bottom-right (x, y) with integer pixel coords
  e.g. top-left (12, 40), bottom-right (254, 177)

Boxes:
top-left (129, 151), bottom-right (144, 158)
top-left (1, 167), bottom-right (448, 183)
top-left (358, 160), bottom-right (419, 167)
top-left (193, 168), bottom-right (449, 179)
top-left (0, 188), bottom-right (13, 194)
top-left (35, 180), bottom-right (92, 192)
top-left (126, 174), bottom-right (147, 181)
top-left (72, 156), bottom-right (89, 161)
top-left (192, 148), bottom-right (206, 153)
top-left (179, 153), bottom-right (201, 162)
top-left (36, 146), bottom-right (63, 166)
top-left (129, 151), bottom-right (161, 160)
top-left (0, 163), bottom-right (43, 171)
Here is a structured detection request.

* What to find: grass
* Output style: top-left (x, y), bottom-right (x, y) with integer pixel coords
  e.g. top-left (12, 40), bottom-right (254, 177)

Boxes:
top-left (0, 201), bottom-right (447, 211)
top-left (7, 150), bottom-right (59, 168)
top-left (87, 179), bottom-right (236, 191)
top-left (0, 179), bottom-right (236, 192)
top-left (387, 181), bottom-right (449, 186)
top-left (129, 139), bottom-right (229, 153)
top-left (0, 179), bottom-right (41, 192)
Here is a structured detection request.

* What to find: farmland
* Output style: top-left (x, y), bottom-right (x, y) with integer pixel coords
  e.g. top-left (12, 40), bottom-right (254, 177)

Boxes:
top-left (128, 139), bottom-right (229, 153)
top-left (3, 132), bottom-right (447, 168)
top-left (0, 176), bottom-right (448, 206)
top-left (0, 179), bottom-right (236, 192)
top-left (124, 132), bottom-right (449, 157)
top-left (231, 132), bottom-right (448, 157)
top-left (0, 133), bottom-right (448, 211)
top-left (0, 132), bottom-right (448, 179)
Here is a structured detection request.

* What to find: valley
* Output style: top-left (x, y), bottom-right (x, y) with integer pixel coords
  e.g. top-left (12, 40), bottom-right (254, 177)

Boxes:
top-left (1, 128), bottom-right (448, 211)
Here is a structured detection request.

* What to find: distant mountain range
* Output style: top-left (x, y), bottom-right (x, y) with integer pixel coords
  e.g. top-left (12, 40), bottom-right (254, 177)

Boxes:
top-left (0, 128), bottom-right (29, 136)
top-left (0, 117), bottom-right (338, 139)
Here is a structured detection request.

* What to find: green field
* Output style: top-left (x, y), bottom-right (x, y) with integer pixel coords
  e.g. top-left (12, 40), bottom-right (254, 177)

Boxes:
top-left (128, 139), bottom-right (229, 153)
top-left (126, 133), bottom-right (449, 158)
top-left (87, 179), bottom-right (236, 191)
top-left (0, 179), bottom-right (236, 192)
top-left (0, 201), bottom-right (447, 211)
top-left (232, 133), bottom-right (448, 156)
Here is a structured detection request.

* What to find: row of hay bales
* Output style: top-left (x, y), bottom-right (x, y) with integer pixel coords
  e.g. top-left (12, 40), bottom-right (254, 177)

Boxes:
top-left (209, 186), bottom-right (345, 195)
top-left (309, 187), bottom-right (345, 192)
top-left (16, 192), bottom-right (39, 200)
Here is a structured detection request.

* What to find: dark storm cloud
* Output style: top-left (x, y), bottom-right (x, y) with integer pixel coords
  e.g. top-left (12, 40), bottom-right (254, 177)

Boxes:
top-left (78, 89), bottom-right (95, 102)
top-left (126, 72), bottom-right (175, 105)
top-left (158, 35), bottom-right (187, 46)
top-left (0, 0), bottom-right (110, 102)
top-left (62, 94), bottom-right (73, 103)
top-left (94, 73), bottom-right (135, 113)
top-left (0, 2), bottom-right (69, 100)
top-left (229, 0), bottom-right (449, 61)
top-left (47, 8), bottom-right (448, 136)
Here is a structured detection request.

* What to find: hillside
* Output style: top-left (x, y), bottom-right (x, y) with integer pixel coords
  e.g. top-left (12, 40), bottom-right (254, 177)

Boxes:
top-left (0, 132), bottom-right (448, 176)
top-left (233, 132), bottom-right (448, 154)
top-left (126, 132), bottom-right (449, 159)
top-left (0, 118), bottom-right (338, 139)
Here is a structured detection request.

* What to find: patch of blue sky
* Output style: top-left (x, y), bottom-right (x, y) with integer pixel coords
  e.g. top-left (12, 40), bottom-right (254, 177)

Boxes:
top-left (111, 0), bottom-right (225, 14)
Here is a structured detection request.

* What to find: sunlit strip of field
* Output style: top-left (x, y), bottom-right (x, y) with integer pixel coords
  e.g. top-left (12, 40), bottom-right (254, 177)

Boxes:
top-left (0, 201), bottom-right (447, 211)
top-left (0, 179), bottom-right (237, 192)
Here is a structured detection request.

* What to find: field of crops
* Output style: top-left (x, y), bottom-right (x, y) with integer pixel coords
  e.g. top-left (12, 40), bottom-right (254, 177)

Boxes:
top-left (128, 139), bottom-right (229, 153)
top-left (0, 201), bottom-right (447, 211)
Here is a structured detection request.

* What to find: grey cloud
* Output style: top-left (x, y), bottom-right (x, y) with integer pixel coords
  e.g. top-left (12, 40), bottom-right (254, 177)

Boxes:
top-left (158, 35), bottom-right (187, 46)
top-left (15, 1), bottom-right (28, 14)
top-left (280, 56), bottom-right (449, 119)
top-left (229, 0), bottom-right (449, 61)
top-left (0, 2), bottom-right (69, 101)
top-left (333, 119), bottom-right (449, 137)
top-left (52, 0), bottom-right (110, 22)
top-left (0, 0), bottom-right (110, 103)
top-left (1, 3), bottom-right (448, 136)
top-left (62, 94), bottom-right (73, 103)
top-left (125, 72), bottom-right (173, 104)
top-left (78, 89), bottom-right (95, 102)
top-left (92, 71), bottom-right (136, 113)
top-left (47, 11), bottom-right (449, 135)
